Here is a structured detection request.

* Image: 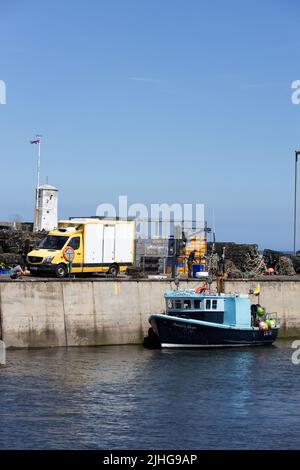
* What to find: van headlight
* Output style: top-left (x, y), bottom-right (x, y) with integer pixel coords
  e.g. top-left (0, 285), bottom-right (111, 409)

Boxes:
top-left (44, 256), bottom-right (54, 264)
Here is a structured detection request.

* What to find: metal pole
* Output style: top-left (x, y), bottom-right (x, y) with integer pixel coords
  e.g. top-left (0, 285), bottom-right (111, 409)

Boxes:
top-left (37, 137), bottom-right (41, 191)
top-left (294, 151), bottom-right (299, 255)
top-left (34, 135), bottom-right (42, 232)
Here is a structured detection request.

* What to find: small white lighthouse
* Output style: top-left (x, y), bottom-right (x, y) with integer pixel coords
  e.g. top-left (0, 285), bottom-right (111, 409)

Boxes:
top-left (36, 184), bottom-right (58, 231)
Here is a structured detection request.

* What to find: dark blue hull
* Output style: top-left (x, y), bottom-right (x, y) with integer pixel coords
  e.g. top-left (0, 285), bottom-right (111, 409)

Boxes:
top-left (147, 314), bottom-right (279, 348)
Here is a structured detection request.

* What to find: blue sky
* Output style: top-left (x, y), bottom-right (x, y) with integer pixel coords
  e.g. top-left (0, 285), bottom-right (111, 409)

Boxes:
top-left (1, 0), bottom-right (300, 249)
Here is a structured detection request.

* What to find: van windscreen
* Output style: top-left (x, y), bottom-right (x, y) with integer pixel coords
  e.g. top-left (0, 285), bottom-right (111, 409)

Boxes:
top-left (38, 235), bottom-right (69, 250)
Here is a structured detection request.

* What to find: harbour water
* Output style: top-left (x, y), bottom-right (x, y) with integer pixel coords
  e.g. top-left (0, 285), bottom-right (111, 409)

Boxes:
top-left (0, 341), bottom-right (300, 449)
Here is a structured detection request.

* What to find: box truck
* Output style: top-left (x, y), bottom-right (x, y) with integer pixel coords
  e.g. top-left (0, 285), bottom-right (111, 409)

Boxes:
top-left (27, 218), bottom-right (135, 278)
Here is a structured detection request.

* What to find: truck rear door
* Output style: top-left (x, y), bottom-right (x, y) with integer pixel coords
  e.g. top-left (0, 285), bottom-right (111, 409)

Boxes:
top-left (115, 223), bottom-right (134, 263)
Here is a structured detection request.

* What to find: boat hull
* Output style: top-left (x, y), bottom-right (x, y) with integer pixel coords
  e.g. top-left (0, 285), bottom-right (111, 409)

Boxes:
top-left (147, 314), bottom-right (279, 348)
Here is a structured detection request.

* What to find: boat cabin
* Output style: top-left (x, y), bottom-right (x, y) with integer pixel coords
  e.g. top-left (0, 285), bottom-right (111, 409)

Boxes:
top-left (164, 290), bottom-right (251, 328)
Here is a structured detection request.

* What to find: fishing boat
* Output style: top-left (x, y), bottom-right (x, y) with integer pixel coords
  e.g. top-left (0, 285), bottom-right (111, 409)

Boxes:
top-left (143, 286), bottom-right (280, 349)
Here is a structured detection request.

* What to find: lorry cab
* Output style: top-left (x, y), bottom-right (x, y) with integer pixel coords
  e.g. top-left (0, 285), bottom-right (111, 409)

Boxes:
top-left (27, 226), bottom-right (84, 278)
top-left (27, 219), bottom-right (135, 278)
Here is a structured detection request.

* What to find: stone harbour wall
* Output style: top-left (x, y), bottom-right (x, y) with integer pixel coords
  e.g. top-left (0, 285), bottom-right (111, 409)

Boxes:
top-left (0, 278), bottom-right (299, 348)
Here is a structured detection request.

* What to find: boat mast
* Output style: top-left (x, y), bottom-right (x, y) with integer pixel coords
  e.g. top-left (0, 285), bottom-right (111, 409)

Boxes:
top-left (217, 246), bottom-right (226, 295)
top-left (206, 231), bottom-right (215, 295)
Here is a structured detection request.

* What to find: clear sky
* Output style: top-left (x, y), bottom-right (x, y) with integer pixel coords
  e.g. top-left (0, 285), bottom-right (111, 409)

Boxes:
top-left (1, 0), bottom-right (300, 249)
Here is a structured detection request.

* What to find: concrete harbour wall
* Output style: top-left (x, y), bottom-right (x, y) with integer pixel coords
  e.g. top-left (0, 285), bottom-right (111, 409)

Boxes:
top-left (0, 279), bottom-right (299, 348)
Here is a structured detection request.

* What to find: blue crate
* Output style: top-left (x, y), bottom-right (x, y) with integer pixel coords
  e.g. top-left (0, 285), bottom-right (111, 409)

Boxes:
top-left (0, 269), bottom-right (12, 275)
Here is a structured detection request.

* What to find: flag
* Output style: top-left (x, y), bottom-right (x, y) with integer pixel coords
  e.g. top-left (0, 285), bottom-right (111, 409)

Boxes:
top-left (30, 139), bottom-right (40, 144)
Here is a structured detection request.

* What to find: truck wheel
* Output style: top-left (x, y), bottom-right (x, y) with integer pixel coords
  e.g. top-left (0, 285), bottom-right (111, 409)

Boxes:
top-left (55, 264), bottom-right (68, 278)
top-left (107, 264), bottom-right (119, 277)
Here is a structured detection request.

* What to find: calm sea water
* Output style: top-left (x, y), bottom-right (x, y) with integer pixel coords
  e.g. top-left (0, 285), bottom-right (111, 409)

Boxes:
top-left (0, 341), bottom-right (300, 450)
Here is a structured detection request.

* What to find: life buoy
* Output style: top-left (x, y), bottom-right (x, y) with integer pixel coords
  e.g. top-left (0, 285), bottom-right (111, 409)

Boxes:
top-left (63, 246), bottom-right (75, 262)
top-left (195, 285), bottom-right (209, 294)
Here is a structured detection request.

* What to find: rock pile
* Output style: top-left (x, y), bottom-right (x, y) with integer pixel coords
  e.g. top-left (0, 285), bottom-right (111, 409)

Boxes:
top-left (263, 249), bottom-right (298, 276)
top-left (275, 256), bottom-right (296, 276)
top-left (291, 255), bottom-right (300, 274)
top-left (0, 229), bottom-right (45, 267)
top-left (207, 242), bottom-right (266, 278)
top-left (207, 243), bottom-right (300, 277)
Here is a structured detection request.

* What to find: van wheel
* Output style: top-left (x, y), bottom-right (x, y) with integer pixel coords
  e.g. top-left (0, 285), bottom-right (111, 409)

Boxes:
top-left (55, 264), bottom-right (68, 278)
top-left (30, 271), bottom-right (40, 277)
top-left (107, 264), bottom-right (119, 277)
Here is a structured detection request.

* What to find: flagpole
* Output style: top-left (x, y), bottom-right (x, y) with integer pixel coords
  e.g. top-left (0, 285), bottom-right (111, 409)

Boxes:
top-left (37, 137), bottom-right (41, 192)
top-left (294, 151), bottom-right (300, 255)
top-left (33, 134), bottom-right (42, 232)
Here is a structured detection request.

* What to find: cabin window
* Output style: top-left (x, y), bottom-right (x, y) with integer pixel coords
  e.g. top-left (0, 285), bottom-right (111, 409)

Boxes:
top-left (183, 300), bottom-right (191, 309)
top-left (69, 237), bottom-right (80, 250)
top-left (38, 235), bottom-right (68, 250)
top-left (194, 299), bottom-right (201, 309)
top-left (167, 299), bottom-right (173, 310)
top-left (206, 299), bottom-right (211, 309)
top-left (175, 300), bottom-right (182, 309)
top-left (212, 299), bottom-right (218, 310)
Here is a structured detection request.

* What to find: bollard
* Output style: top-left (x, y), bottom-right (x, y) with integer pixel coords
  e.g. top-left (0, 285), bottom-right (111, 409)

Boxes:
top-left (0, 340), bottom-right (6, 365)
